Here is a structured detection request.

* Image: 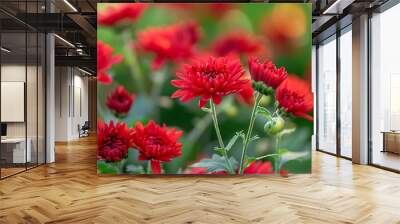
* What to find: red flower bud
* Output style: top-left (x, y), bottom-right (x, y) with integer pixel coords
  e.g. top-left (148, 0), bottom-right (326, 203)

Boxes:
top-left (106, 86), bottom-right (135, 116)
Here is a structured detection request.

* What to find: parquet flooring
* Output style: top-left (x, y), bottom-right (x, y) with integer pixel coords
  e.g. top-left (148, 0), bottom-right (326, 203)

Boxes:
top-left (0, 167), bottom-right (26, 178)
top-left (1, 136), bottom-right (400, 224)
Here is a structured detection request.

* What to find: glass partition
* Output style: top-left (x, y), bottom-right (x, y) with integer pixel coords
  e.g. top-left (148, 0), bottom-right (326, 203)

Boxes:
top-left (317, 35), bottom-right (337, 154)
top-left (0, 1), bottom-right (46, 179)
top-left (1, 30), bottom-right (28, 177)
top-left (339, 27), bottom-right (352, 158)
top-left (371, 4), bottom-right (400, 171)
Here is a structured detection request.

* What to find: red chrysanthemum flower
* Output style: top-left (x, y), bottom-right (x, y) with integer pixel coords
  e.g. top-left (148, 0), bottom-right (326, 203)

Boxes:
top-left (98, 3), bottom-right (147, 26)
top-left (213, 33), bottom-right (265, 57)
top-left (243, 161), bottom-right (273, 174)
top-left (130, 120), bottom-right (183, 174)
top-left (136, 22), bottom-right (200, 70)
top-left (106, 86), bottom-right (135, 116)
top-left (98, 120), bottom-right (132, 162)
top-left (171, 56), bottom-right (249, 108)
top-left (248, 57), bottom-right (288, 89)
top-left (275, 76), bottom-right (313, 121)
top-left (97, 41), bottom-right (123, 85)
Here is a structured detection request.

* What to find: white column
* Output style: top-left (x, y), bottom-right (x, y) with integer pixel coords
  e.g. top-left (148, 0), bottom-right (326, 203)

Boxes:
top-left (352, 14), bottom-right (369, 164)
top-left (46, 32), bottom-right (55, 163)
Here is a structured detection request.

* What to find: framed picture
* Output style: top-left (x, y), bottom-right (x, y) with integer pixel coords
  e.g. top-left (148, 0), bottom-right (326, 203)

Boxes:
top-left (97, 3), bottom-right (312, 175)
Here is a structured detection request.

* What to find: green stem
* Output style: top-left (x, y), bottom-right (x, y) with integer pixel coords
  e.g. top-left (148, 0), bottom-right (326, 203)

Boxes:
top-left (210, 101), bottom-right (235, 174)
top-left (256, 154), bottom-right (279, 161)
top-left (122, 30), bottom-right (146, 94)
top-left (147, 160), bottom-right (152, 174)
top-left (166, 99), bottom-right (232, 173)
top-left (151, 68), bottom-right (166, 99)
top-left (275, 136), bottom-right (281, 173)
top-left (239, 92), bottom-right (262, 174)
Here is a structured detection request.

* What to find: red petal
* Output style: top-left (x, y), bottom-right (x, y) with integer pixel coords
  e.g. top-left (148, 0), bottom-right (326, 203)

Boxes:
top-left (259, 162), bottom-right (273, 174)
top-left (198, 97), bottom-right (210, 108)
top-left (212, 95), bottom-right (222, 105)
top-left (111, 55), bottom-right (123, 65)
top-left (279, 169), bottom-right (289, 177)
top-left (171, 90), bottom-right (185, 98)
top-left (151, 56), bottom-right (165, 70)
top-left (171, 80), bottom-right (186, 87)
top-left (98, 73), bottom-right (113, 85)
top-left (294, 112), bottom-right (313, 121)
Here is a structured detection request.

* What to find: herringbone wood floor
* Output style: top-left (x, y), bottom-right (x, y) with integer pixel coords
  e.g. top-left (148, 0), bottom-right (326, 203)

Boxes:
top-left (1, 136), bottom-right (400, 224)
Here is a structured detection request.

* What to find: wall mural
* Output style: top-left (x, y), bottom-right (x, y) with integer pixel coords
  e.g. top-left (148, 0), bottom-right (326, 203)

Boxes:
top-left (97, 3), bottom-right (312, 175)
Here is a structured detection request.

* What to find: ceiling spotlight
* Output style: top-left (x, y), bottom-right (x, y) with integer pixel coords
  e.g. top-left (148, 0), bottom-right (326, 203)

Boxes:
top-left (1, 47), bottom-right (11, 53)
top-left (63, 0), bottom-right (78, 12)
top-left (54, 34), bottom-right (75, 48)
top-left (322, 0), bottom-right (354, 15)
top-left (77, 67), bottom-right (93, 76)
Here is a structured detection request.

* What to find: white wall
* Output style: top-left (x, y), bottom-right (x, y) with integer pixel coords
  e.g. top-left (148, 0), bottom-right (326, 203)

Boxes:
top-left (54, 67), bottom-right (89, 141)
top-left (55, 67), bottom-right (69, 141)
top-left (1, 65), bottom-right (30, 138)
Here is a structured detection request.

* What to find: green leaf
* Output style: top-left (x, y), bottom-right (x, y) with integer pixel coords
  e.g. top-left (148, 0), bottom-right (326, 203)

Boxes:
top-left (249, 135), bottom-right (260, 142)
top-left (190, 154), bottom-right (238, 173)
top-left (97, 161), bottom-right (119, 174)
top-left (278, 148), bottom-right (289, 155)
top-left (226, 131), bottom-right (245, 151)
top-left (176, 169), bottom-right (183, 174)
top-left (125, 165), bottom-right (145, 174)
top-left (213, 147), bottom-right (225, 155)
top-left (201, 107), bottom-right (212, 113)
top-left (256, 106), bottom-right (272, 120)
top-left (276, 127), bottom-right (296, 138)
top-left (245, 156), bottom-right (257, 167)
top-left (279, 151), bottom-right (309, 168)
top-left (255, 154), bottom-right (280, 161)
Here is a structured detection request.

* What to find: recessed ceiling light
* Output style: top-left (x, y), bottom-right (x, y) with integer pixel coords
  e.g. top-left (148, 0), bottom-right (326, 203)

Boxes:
top-left (77, 67), bottom-right (93, 76)
top-left (63, 0), bottom-right (78, 12)
top-left (54, 34), bottom-right (75, 48)
top-left (1, 47), bottom-right (11, 53)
